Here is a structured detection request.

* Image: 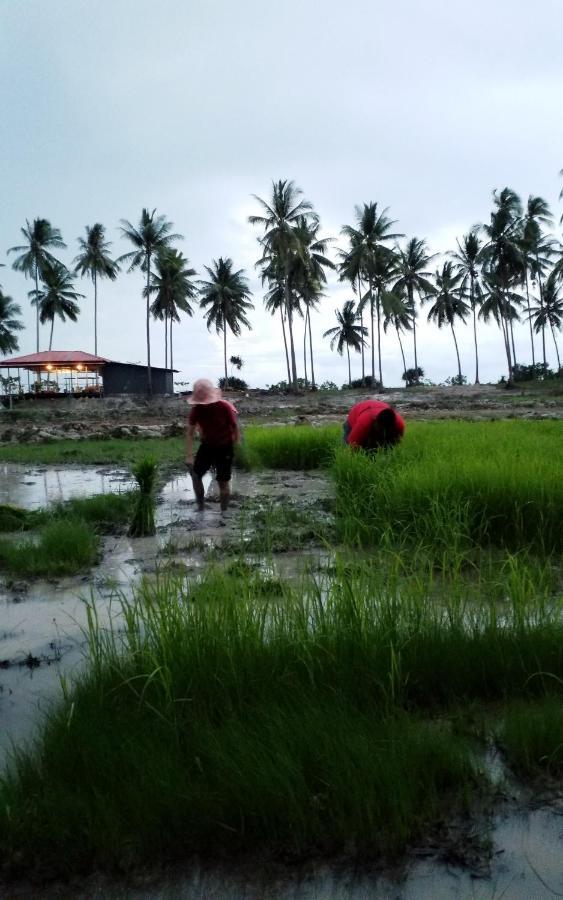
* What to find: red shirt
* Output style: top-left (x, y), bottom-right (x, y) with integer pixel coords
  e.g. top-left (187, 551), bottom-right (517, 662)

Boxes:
top-left (346, 400), bottom-right (405, 448)
top-left (188, 400), bottom-right (238, 446)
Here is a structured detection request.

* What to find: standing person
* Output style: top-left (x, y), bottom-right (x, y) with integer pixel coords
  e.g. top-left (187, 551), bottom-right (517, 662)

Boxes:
top-left (343, 399), bottom-right (405, 451)
top-left (186, 378), bottom-right (240, 511)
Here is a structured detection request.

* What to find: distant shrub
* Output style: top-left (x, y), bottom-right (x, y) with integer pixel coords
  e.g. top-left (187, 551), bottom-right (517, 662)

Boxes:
top-left (317, 380), bottom-right (339, 391)
top-left (219, 376), bottom-right (248, 391)
top-left (343, 376), bottom-right (382, 390)
top-left (402, 367), bottom-right (424, 387)
top-left (443, 374), bottom-right (467, 386)
top-left (512, 363), bottom-right (553, 382)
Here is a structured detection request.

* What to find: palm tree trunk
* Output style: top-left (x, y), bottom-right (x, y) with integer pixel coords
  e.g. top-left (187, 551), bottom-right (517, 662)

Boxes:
top-left (308, 306), bottom-right (316, 389)
top-left (94, 271), bottom-right (98, 357)
top-left (376, 288), bottom-right (383, 388)
top-left (284, 270), bottom-right (298, 390)
top-left (303, 307), bottom-right (308, 389)
top-left (500, 314), bottom-right (513, 383)
top-left (369, 278), bottom-right (375, 381)
top-left (164, 312), bottom-right (168, 371)
top-left (470, 275), bottom-right (479, 384)
top-left (536, 254), bottom-right (547, 366)
top-left (49, 316), bottom-right (54, 352)
top-left (409, 285), bottom-right (418, 370)
top-left (396, 324), bottom-right (407, 375)
top-left (509, 317), bottom-right (517, 366)
top-left (358, 275), bottom-right (365, 385)
top-left (347, 344), bottom-right (351, 386)
top-left (279, 306), bottom-right (291, 384)
top-left (223, 325), bottom-right (228, 386)
top-left (450, 323), bottom-right (462, 382)
top-left (551, 325), bottom-right (561, 370)
top-left (524, 272), bottom-right (535, 367)
top-left (35, 270), bottom-right (40, 354)
top-left (146, 258), bottom-right (152, 396)
top-left (170, 318), bottom-right (174, 381)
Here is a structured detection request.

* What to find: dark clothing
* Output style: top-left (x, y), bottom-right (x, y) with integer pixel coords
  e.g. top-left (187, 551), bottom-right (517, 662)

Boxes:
top-left (188, 400), bottom-right (238, 446)
top-left (345, 400), bottom-right (405, 449)
top-left (193, 441), bottom-right (234, 482)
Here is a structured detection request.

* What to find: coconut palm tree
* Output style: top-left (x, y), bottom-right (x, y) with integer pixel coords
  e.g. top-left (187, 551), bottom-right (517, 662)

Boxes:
top-left (290, 216), bottom-right (334, 389)
top-left (479, 273), bottom-right (523, 381)
top-left (74, 224), bottom-right (120, 357)
top-left (450, 230), bottom-right (485, 384)
top-left (382, 289), bottom-right (412, 379)
top-left (323, 300), bottom-right (368, 387)
top-left (338, 232), bottom-right (368, 384)
top-left (263, 272), bottom-right (293, 384)
top-left (426, 262), bottom-right (469, 383)
top-left (29, 262), bottom-right (83, 351)
top-left (481, 188), bottom-right (524, 382)
top-left (528, 271), bottom-right (563, 370)
top-left (249, 179), bottom-right (316, 390)
top-left (369, 246), bottom-right (400, 387)
top-left (341, 203), bottom-right (403, 383)
top-left (0, 289), bottom-right (24, 355)
top-left (199, 258), bottom-right (253, 384)
top-left (392, 238), bottom-right (436, 373)
top-left (8, 218), bottom-right (66, 352)
top-left (521, 197), bottom-right (555, 367)
top-left (148, 248), bottom-right (197, 375)
top-left (119, 209), bottom-right (182, 395)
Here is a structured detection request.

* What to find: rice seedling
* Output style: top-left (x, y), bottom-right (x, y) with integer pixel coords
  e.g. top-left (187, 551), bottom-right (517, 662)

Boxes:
top-left (129, 457), bottom-right (157, 537)
top-left (0, 519), bottom-right (99, 576)
top-left (500, 695), bottom-right (563, 776)
top-left (236, 424), bottom-right (340, 470)
top-left (0, 552), bottom-right (561, 874)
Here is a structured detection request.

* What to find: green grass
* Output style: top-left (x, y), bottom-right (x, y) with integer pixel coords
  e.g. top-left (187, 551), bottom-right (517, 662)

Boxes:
top-left (0, 436), bottom-right (185, 466)
top-left (0, 519), bottom-right (99, 577)
top-left (236, 424), bottom-right (340, 470)
top-left (501, 696), bottom-right (563, 776)
top-left (0, 553), bottom-right (561, 874)
top-left (333, 420), bottom-right (563, 552)
top-left (0, 494), bottom-right (135, 535)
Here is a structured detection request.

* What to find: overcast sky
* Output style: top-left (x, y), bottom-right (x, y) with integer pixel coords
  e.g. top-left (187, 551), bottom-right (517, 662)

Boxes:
top-left (1, 0), bottom-right (562, 389)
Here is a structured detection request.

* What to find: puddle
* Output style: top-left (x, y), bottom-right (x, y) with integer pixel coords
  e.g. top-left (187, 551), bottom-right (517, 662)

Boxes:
top-left (0, 465), bottom-right (331, 763)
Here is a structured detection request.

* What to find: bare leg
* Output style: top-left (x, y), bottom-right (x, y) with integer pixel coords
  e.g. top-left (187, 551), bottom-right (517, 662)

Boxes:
top-left (218, 480), bottom-right (230, 512)
top-left (191, 472), bottom-right (205, 511)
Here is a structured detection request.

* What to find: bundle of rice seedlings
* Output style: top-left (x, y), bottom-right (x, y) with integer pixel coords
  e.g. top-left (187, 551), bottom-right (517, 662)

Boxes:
top-left (129, 457), bottom-right (157, 537)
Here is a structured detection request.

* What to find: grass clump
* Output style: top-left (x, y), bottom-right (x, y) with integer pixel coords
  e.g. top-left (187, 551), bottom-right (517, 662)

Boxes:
top-left (237, 424), bottom-right (340, 470)
top-left (129, 458), bottom-right (157, 537)
top-left (0, 504), bottom-right (38, 532)
top-left (0, 519), bottom-right (99, 577)
top-left (500, 696), bottom-right (563, 776)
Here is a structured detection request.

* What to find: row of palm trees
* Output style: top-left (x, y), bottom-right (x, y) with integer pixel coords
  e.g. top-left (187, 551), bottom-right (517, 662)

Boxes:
top-left (2, 180), bottom-right (563, 391)
top-left (3, 213), bottom-right (253, 393)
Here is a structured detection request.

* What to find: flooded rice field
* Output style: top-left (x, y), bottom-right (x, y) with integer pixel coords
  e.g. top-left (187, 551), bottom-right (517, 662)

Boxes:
top-left (0, 464), bottom-right (330, 763)
top-left (1, 463), bottom-right (562, 899)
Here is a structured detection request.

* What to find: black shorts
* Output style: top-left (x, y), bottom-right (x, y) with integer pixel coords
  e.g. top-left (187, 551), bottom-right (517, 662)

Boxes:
top-left (193, 442), bottom-right (234, 482)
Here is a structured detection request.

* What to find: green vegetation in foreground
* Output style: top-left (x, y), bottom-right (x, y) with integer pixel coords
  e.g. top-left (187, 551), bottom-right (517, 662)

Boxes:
top-left (236, 424), bottom-right (340, 469)
top-left (0, 493), bottom-right (134, 575)
top-left (333, 419), bottom-right (563, 552)
top-left (1, 552), bottom-right (561, 875)
top-left (0, 436), bottom-right (185, 466)
top-left (0, 519), bottom-right (99, 577)
top-left (501, 697), bottom-right (563, 776)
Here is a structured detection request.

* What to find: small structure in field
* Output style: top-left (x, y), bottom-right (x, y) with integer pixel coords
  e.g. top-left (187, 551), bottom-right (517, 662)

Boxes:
top-left (0, 350), bottom-right (175, 399)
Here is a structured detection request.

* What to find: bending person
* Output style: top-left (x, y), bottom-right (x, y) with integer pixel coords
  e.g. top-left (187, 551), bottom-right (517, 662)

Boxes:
top-left (186, 378), bottom-right (240, 511)
top-left (343, 399), bottom-right (405, 451)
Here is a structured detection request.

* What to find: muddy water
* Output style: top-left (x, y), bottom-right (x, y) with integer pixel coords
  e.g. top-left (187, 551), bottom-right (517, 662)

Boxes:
top-left (0, 465), bottom-right (330, 763)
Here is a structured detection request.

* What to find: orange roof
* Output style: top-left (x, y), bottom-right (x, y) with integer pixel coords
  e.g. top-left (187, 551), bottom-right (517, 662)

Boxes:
top-left (0, 350), bottom-right (109, 368)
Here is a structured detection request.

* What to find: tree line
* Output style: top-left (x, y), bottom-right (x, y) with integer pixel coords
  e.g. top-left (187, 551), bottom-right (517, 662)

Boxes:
top-left (1, 178), bottom-right (562, 392)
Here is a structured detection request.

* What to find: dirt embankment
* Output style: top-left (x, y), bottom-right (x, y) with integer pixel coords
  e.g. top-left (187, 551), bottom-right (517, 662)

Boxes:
top-left (1, 384), bottom-right (562, 443)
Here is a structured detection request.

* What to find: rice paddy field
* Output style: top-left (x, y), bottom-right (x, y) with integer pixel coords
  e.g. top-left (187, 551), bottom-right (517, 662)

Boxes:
top-left (0, 418), bottom-right (562, 892)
